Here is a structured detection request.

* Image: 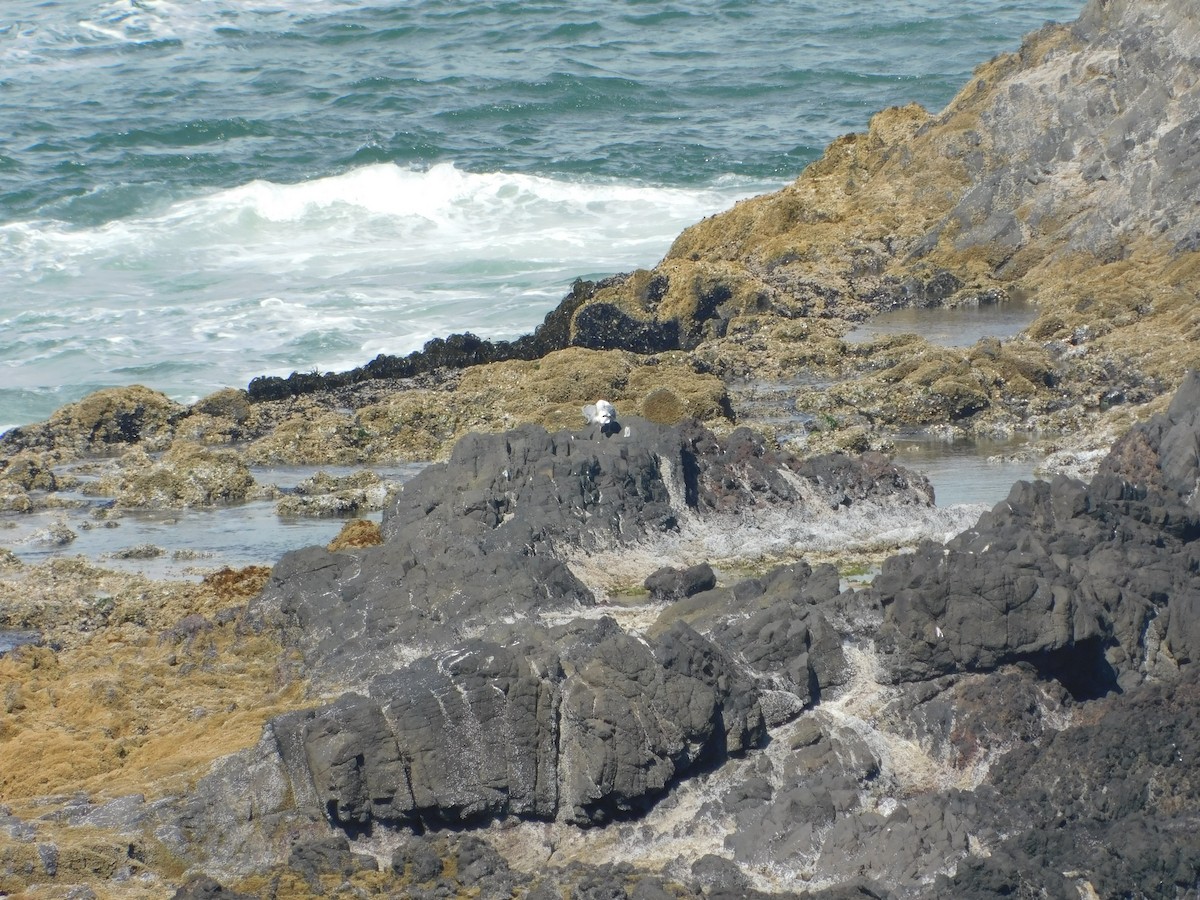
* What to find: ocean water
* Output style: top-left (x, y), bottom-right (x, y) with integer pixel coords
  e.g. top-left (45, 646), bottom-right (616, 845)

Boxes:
top-left (0, 0), bottom-right (1085, 435)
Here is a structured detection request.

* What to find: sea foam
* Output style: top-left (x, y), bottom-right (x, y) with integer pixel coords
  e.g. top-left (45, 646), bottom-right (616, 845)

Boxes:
top-left (0, 163), bottom-right (766, 431)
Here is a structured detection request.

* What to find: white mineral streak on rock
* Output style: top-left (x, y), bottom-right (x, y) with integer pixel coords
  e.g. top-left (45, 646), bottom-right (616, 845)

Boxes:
top-left (816, 644), bottom-right (952, 796)
top-left (486, 647), bottom-right (1018, 894)
top-left (560, 486), bottom-right (987, 606)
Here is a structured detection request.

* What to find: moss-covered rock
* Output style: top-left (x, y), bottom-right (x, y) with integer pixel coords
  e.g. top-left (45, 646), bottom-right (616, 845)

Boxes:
top-left (0, 386), bottom-right (182, 457)
top-left (0, 450), bottom-right (61, 492)
top-left (555, 2), bottom-right (1200, 437)
top-left (88, 442), bottom-right (256, 508)
top-left (327, 519), bottom-right (383, 552)
top-left (245, 406), bottom-right (370, 465)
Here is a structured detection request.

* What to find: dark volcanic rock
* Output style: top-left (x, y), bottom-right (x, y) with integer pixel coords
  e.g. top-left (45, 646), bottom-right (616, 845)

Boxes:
top-left (287, 833), bottom-right (377, 884)
top-left (659, 560), bottom-right (849, 718)
top-left (167, 374), bottom-right (1200, 899)
top-left (381, 418), bottom-right (683, 553)
top-left (263, 620), bottom-right (764, 831)
top-left (170, 875), bottom-right (254, 900)
top-left (942, 677), bottom-right (1200, 898)
top-left (876, 372), bottom-right (1200, 692)
top-left (213, 414), bottom-right (937, 855)
top-left (253, 416), bottom-right (930, 686)
top-left (644, 562), bottom-right (717, 601)
top-left (381, 417), bottom-right (931, 558)
top-left (190, 372), bottom-right (1200, 895)
top-left (257, 538), bottom-right (594, 687)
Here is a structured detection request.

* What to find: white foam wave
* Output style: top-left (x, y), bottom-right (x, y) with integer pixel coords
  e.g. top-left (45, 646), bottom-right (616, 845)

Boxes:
top-left (0, 163), bottom-right (769, 426)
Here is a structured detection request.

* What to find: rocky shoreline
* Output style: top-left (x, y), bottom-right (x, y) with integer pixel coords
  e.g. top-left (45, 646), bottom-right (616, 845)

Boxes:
top-left (3, 0), bottom-right (1200, 896)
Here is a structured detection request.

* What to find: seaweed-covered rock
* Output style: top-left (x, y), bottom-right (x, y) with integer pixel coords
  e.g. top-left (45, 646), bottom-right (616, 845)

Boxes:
top-left (0, 385), bottom-right (182, 456)
top-left (326, 518), bottom-right (383, 551)
top-left (0, 450), bottom-right (60, 492)
top-left (81, 442), bottom-right (256, 508)
top-left (275, 469), bottom-right (392, 517)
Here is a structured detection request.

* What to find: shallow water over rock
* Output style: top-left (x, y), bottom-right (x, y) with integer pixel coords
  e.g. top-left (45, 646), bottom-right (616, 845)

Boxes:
top-left (0, 630), bottom-right (39, 654)
top-left (732, 389), bottom-right (1042, 509)
top-left (890, 432), bottom-right (1038, 508)
top-left (846, 300), bottom-right (1036, 346)
top-left (1, 463), bottom-right (424, 579)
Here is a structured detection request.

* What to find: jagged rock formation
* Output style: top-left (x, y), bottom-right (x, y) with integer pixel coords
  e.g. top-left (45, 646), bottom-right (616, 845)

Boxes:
top-left (249, 417), bottom-right (932, 687)
top-left (876, 370), bottom-right (1200, 689)
top-left (243, 621), bottom-right (764, 832)
top-left (558, 0), bottom-right (1200, 439)
top-left (4, 1), bottom-right (1200, 897)
top-left (3, 375), bottom-right (1199, 896)
top-left (159, 417), bottom-right (932, 872)
top-left (157, 374), bottom-right (1197, 896)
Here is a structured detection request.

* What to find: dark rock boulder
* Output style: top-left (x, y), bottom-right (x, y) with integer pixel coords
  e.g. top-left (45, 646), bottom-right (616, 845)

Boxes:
top-left (382, 418), bottom-right (932, 554)
top-left (257, 540), bottom-right (592, 687)
top-left (390, 835), bottom-right (443, 884)
top-left (253, 416), bottom-right (930, 686)
top-left (386, 419), bottom-right (706, 551)
top-left (658, 561), bottom-right (848, 719)
top-left (876, 372), bottom-right (1200, 691)
top-left (286, 833), bottom-right (377, 885)
top-left (226, 414), bottom-right (938, 848)
top-left (1097, 369), bottom-right (1200, 512)
top-left (175, 376), bottom-right (1200, 894)
top-left (940, 677), bottom-right (1200, 898)
top-left (170, 875), bottom-right (254, 900)
top-left (207, 620), bottom-right (764, 837)
top-left (644, 562), bottom-right (717, 602)
top-left (382, 418), bottom-right (681, 554)
top-left (712, 664), bottom-right (1076, 888)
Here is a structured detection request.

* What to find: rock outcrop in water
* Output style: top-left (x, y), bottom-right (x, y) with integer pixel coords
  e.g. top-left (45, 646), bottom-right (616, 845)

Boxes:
top-left (555, 0), bottom-right (1200, 440)
top-left (150, 0), bottom-right (1195, 464)
top-left (3, 0), bottom-right (1200, 897)
top-left (159, 417), bottom-right (932, 869)
top-left (94, 372), bottom-right (1198, 898)
top-left (877, 375), bottom-right (1200, 684)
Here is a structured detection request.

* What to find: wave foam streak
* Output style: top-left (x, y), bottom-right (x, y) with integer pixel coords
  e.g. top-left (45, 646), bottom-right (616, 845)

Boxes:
top-left (0, 163), bottom-right (762, 429)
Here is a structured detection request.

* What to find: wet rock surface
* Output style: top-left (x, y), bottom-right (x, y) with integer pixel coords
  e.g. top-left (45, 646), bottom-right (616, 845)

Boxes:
top-left (168, 416), bottom-right (926, 861)
top-left (2, 387), bottom-right (1199, 896)
top-left (248, 417), bottom-right (932, 687)
top-left (138, 375), bottom-right (1198, 899)
top-left (3, 0), bottom-right (1200, 896)
top-left (118, 371), bottom-right (1195, 896)
top-left (875, 371), bottom-right (1200, 690)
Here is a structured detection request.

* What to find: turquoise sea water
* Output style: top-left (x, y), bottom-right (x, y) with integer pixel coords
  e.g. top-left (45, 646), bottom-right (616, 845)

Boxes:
top-left (0, 0), bottom-right (1085, 433)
